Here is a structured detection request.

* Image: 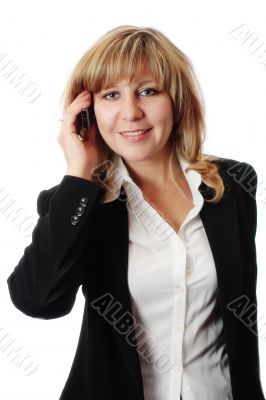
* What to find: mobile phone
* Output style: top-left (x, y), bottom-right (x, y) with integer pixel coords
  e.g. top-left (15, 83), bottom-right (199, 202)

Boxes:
top-left (78, 93), bottom-right (94, 140)
top-left (81, 107), bottom-right (91, 127)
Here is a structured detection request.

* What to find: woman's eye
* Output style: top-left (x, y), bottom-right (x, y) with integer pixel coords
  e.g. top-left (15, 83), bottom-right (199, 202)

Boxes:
top-left (103, 92), bottom-right (118, 100)
top-left (103, 88), bottom-right (158, 100)
top-left (140, 88), bottom-right (157, 96)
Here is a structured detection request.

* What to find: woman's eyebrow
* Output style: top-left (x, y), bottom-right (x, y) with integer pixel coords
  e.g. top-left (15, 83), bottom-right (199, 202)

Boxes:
top-left (97, 79), bottom-right (157, 94)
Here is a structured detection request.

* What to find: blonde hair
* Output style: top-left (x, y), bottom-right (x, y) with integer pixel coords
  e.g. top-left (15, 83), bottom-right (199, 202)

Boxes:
top-left (60, 25), bottom-right (226, 203)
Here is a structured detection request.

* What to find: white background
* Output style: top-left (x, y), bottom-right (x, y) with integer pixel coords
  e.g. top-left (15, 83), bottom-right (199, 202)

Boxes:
top-left (0, 0), bottom-right (265, 398)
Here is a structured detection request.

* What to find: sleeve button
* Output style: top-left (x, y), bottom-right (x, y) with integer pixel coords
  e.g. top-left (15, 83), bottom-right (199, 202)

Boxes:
top-left (80, 197), bottom-right (88, 207)
top-left (71, 215), bottom-right (80, 225)
top-left (76, 206), bottom-right (84, 216)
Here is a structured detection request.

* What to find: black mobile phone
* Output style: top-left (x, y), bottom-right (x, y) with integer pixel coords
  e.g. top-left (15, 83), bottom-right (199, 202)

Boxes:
top-left (78, 93), bottom-right (94, 140)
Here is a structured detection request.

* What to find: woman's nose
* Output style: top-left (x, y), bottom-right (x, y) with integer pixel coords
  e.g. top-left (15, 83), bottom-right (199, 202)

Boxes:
top-left (120, 97), bottom-right (144, 120)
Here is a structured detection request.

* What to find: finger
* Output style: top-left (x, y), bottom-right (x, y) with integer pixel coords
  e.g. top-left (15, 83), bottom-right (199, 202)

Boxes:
top-left (74, 91), bottom-right (92, 105)
top-left (62, 101), bottom-right (88, 126)
top-left (63, 97), bottom-right (92, 125)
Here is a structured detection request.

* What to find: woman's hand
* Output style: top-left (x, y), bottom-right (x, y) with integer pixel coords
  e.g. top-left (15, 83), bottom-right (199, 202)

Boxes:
top-left (57, 90), bottom-right (100, 181)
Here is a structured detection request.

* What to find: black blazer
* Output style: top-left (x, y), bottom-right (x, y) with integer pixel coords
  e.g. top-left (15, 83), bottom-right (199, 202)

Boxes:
top-left (7, 157), bottom-right (265, 400)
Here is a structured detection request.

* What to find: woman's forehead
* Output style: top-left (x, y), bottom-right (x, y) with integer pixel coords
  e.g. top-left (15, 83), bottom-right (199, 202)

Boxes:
top-left (109, 59), bottom-right (152, 78)
top-left (102, 68), bottom-right (156, 88)
top-left (109, 74), bottom-right (155, 86)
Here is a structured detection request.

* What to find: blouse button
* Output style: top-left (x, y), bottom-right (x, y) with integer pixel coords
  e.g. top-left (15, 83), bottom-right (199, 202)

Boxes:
top-left (172, 365), bottom-right (182, 373)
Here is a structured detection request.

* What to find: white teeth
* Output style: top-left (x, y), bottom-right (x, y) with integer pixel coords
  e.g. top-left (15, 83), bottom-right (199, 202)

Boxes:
top-left (122, 129), bottom-right (149, 136)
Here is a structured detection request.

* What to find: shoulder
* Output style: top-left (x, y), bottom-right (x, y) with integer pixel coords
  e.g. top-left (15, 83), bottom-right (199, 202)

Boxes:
top-left (206, 154), bottom-right (258, 237)
top-left (205, 154), bottom-right (257, 197)
top-left (37, 184), bottom-right (59, 216)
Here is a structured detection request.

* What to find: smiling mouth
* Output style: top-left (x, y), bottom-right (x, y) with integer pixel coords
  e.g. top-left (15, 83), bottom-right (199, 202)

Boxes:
top-left (120, 128), bottom-right (151, 136)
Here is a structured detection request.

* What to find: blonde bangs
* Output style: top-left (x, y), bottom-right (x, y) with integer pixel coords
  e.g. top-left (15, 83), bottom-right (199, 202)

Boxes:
top-left (82, 34), bottom-right (172, 97)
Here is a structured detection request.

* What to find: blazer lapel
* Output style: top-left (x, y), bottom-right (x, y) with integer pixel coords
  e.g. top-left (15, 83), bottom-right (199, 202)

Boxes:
top-left (198, 181), bottom-right (242, 353)
top-left (98, 187), bottom-right (145, 398)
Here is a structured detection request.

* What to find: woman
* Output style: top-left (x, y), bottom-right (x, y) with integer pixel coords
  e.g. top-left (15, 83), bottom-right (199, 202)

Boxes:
top-left (7, 25), bottom-right (265, 400)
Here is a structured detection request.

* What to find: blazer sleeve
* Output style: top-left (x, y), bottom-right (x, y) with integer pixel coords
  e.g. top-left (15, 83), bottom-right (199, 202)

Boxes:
top-left (7, 175), bottom-right (106, 320)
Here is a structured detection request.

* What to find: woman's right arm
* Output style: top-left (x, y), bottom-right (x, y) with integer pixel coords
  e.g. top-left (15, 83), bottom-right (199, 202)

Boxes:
top-left (7, 175), bottom-right (106, 319)
top-left (7, 89), bottom-right (105, 319)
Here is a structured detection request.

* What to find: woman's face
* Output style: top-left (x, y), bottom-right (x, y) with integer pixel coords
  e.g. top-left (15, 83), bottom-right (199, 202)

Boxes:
top-left (93, 65), bottom-right (174, 162)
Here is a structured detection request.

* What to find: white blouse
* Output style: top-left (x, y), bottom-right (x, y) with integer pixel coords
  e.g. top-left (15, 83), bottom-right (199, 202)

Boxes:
top-left (102, 153), bottom-right (233, 400)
